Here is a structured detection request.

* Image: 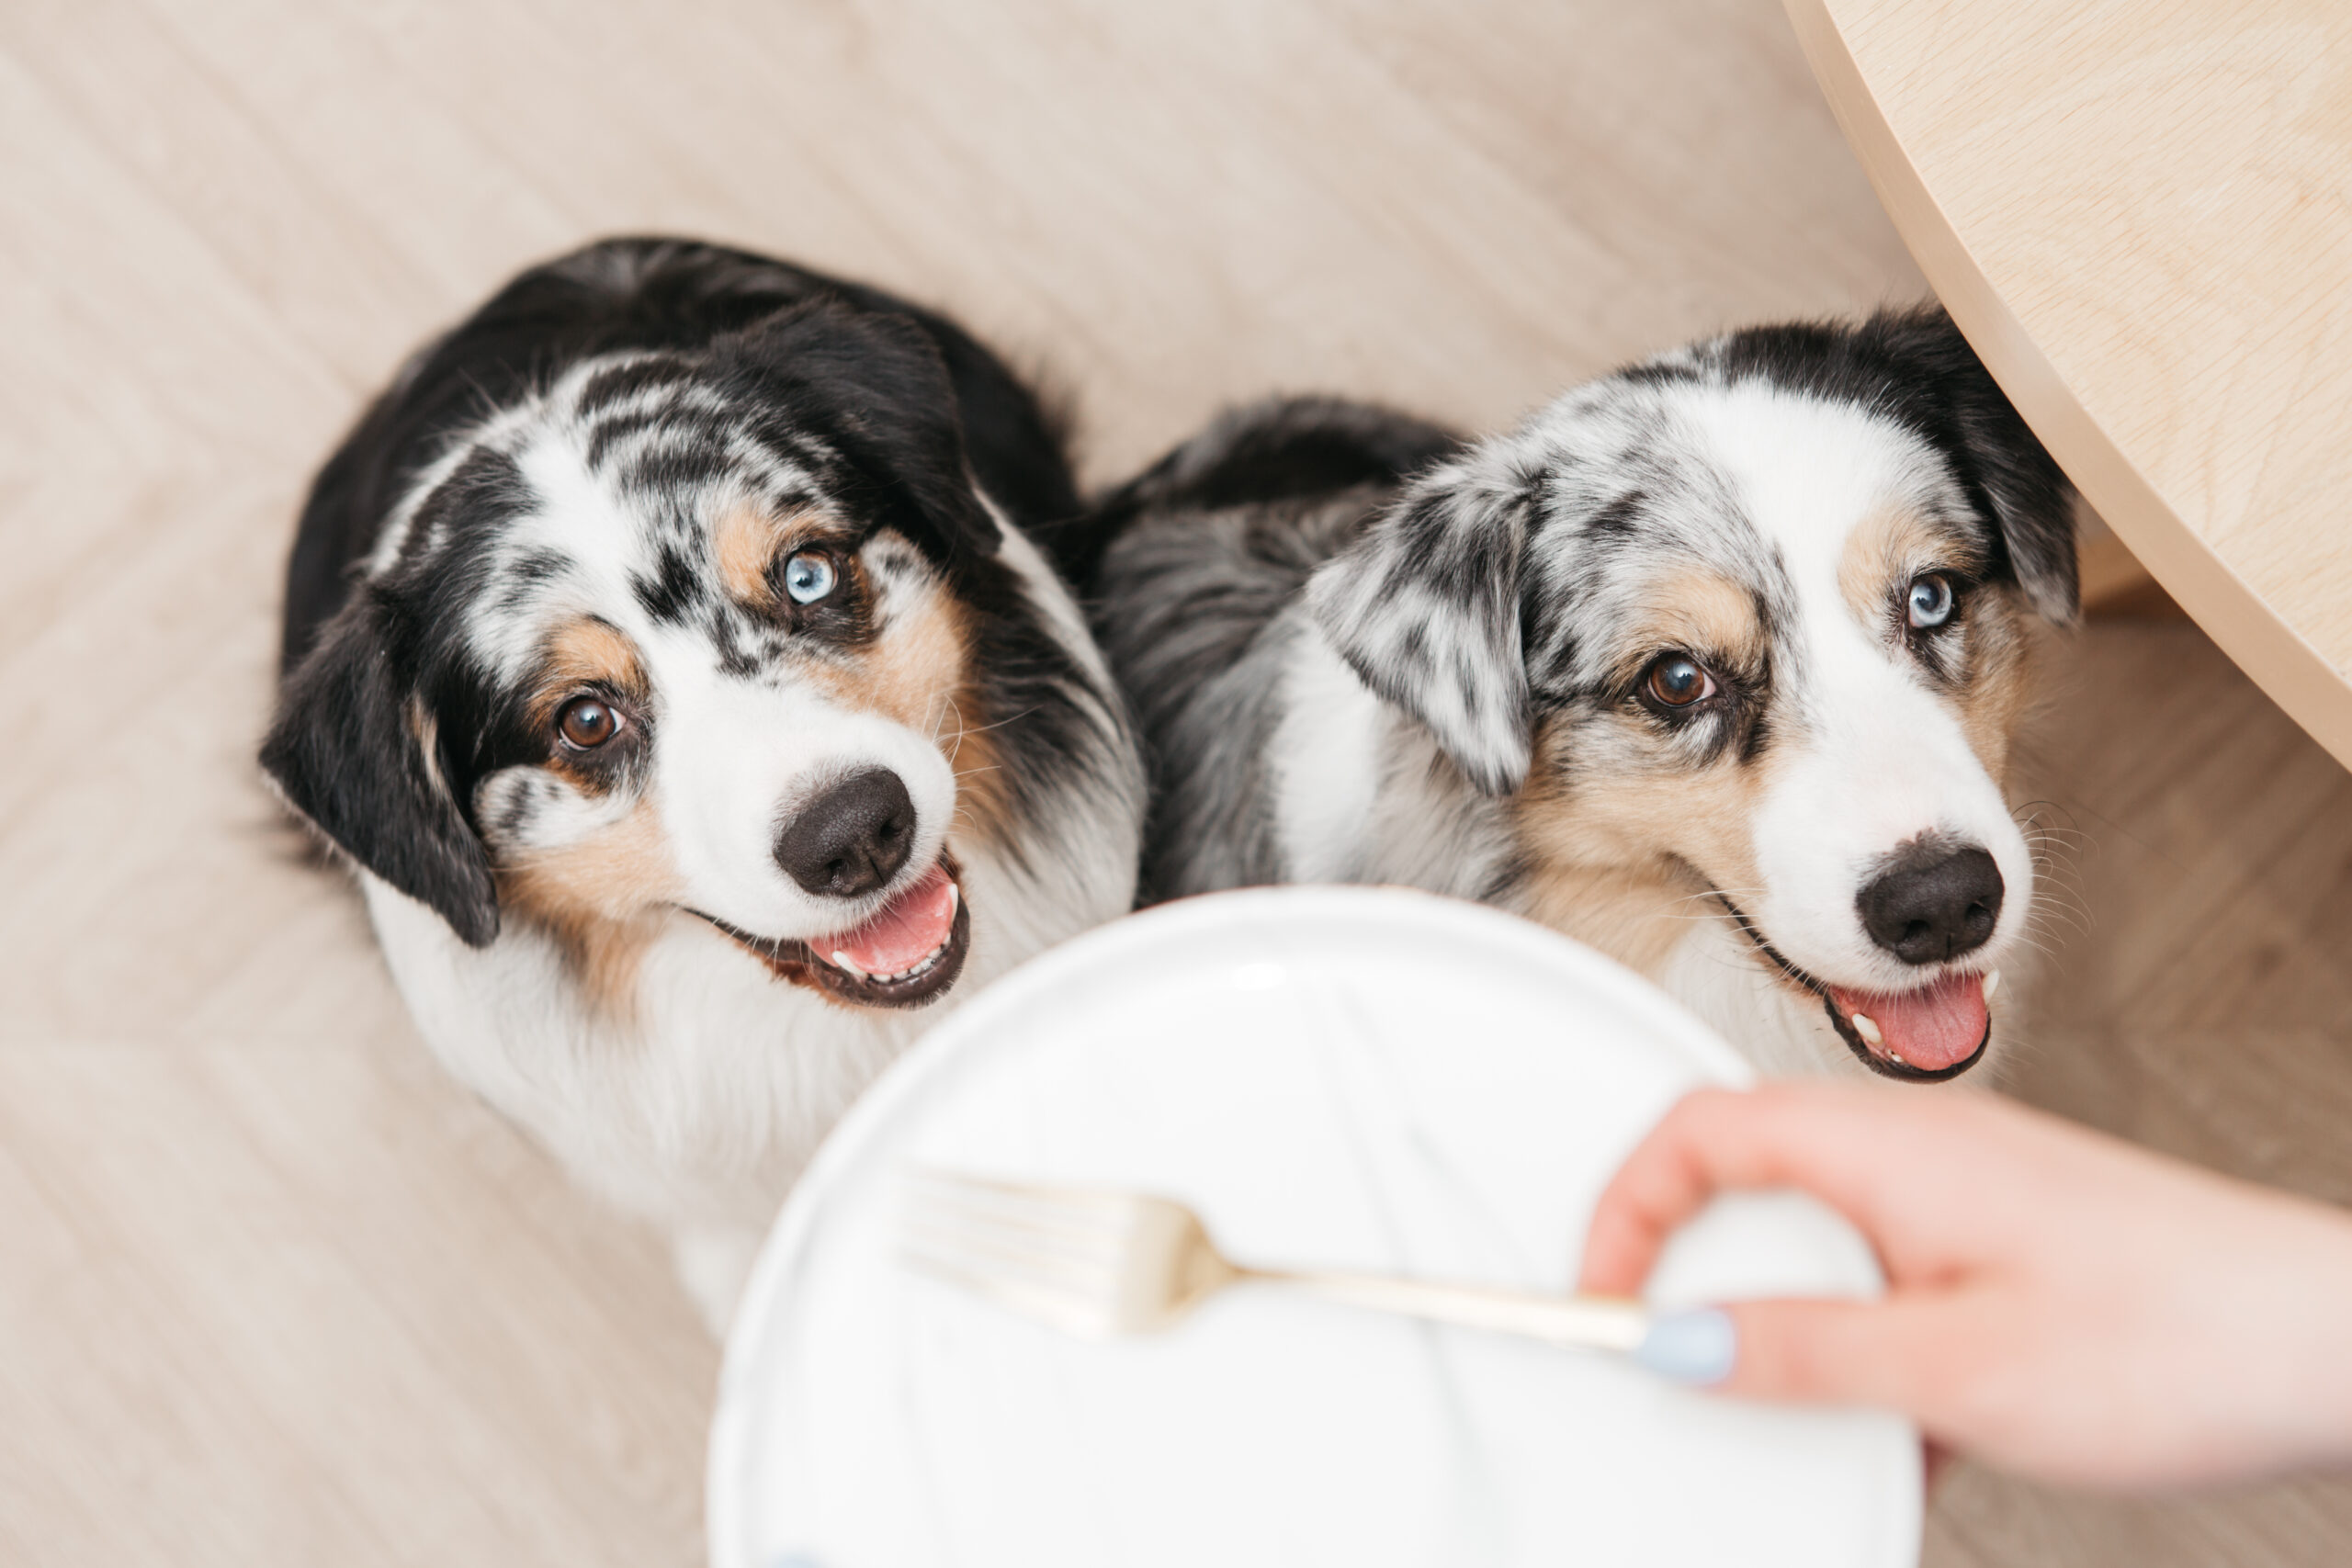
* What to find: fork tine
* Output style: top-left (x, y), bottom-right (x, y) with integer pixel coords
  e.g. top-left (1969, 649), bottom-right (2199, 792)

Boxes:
top-left (898, 1169), bottom-right (1210, 1337)
top-left (907, 1169), bottom-right (1132, 1212)
top-left (899, 1174), bottom-right (1136, 1288)
top-left (903, 1176), bottom-right (1131, 1250)
top-left (903, 1174), bottom-right (1146, 1269)
top-left (907, 1194), bottom-right (1125, 1258)
top-left (899, 1217), bottom-right (1126, 1295)
top-left (899, 1247), bottom-right (1119, 1337)
top-left (904, 1171), bottom-right (1134, 1240)
top-left (898, 1172), bottom-right (1149, 1336)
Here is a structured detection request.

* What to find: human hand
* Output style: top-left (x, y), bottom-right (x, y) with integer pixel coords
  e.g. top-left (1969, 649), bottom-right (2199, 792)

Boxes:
top-left (1581, 1083), bottom-right (2352, 1490)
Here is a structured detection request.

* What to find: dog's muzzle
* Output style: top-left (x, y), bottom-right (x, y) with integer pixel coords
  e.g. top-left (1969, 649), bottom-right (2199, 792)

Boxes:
top-left (1713, 893), bottom-right (1993, 1082)
top-left (695, 855), bottom-right (971, 1009)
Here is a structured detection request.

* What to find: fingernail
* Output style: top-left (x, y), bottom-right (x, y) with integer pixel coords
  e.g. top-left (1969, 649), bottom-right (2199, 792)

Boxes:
top-left (1635, 1307), bottom-right (1736, 1384)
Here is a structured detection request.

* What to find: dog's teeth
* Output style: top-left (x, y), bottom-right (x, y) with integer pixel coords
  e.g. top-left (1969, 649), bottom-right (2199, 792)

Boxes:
top-left (945, 881), bottom-right (960, 914)
top-left (839, 933), bottom-right (953, 989)
top-left (1850, 1011), bottom-right (1883, 1046)
top-left (1982, 969), bottom-right (2002, 1001)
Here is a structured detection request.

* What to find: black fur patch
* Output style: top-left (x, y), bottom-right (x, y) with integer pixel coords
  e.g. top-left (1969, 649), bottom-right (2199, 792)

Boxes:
top-left (278, 237), bottom-right (1079, 672)
top-left (1704, 306), bottom-right (2078, 622)
top-left (261, 590), bottom-right (500, 946)
top-left (1071, 396), bottom-right (1461, 591)
top-left (633, 542), bottom-right (701, 626)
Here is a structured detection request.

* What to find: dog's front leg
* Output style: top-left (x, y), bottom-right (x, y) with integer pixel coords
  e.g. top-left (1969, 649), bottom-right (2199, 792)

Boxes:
top-left (673, 1223), bottom-right (768, 1338)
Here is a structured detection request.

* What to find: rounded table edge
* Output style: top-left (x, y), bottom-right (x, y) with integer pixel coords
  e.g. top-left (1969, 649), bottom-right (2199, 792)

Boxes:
top-left (1781, 0), bottom-right (2352, 776)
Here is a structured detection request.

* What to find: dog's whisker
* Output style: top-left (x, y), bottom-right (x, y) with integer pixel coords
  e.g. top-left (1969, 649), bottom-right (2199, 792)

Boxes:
top-left (2031, 892), bottom-right (2093, 925)
top-left (943, 705), bottom-right (1041, 740)
top-left (2021, 908), bottom-right (2085, 940)
top-left (1668, 886), bottom-right (1768, 907)
top-left (2027, 886), bottom-right (2094, 927)
top-left (938, 696), bottom-right (968, 763)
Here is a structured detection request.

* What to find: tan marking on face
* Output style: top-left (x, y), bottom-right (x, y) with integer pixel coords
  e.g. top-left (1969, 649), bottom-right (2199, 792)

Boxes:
top-left (1839, 507), bottom-right (2034, 788)
top-left (404, 696), bottom-right (448, 798)
top-left (939, 692), bottom-right (1016, 852)
top-left (543, 616), bottom-right (647, 699)
top-left (1508, 570), bottom-right (1779, 976)
top-left (1615, 572), bottom-right (1768, 686)
top-left (797, 541), bottom-right (1023, 852)
top-left (526, 617), bottom-right (650, 794)
top-left (497, 794), bottom-right (683, 1018)
top-left (1508, 704), bottom-right (1787, 981)
top-left (1510, 860), bottom-right (1704, 976)
top-left (1836, 506), bottom-right (1988, 628)
top-left (1951, 586), bottom-right (2041, 788)
top-left (714, 505), bottom-right (787, 604)
top-left (802, 562), bottom-right (962, 727)
top-left (713, 504), bottom-right (851, 606)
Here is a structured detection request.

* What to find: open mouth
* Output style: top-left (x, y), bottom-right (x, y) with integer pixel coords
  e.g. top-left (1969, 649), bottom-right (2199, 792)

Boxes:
top-left (695, 858), bottom-right (971, 1010)
top-left (1715, 895), bottom-right (1993, 1082)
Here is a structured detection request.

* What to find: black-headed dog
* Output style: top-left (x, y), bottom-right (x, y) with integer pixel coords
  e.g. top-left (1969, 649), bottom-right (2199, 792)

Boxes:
top-left (265, 239), bottom-right (1143, 1329)
top-left (1090, 309), bottom-right (2073, 1085)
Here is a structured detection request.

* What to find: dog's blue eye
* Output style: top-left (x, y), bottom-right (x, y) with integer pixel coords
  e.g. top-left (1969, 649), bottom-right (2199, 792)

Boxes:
top-left (1907, 573), bottom-right (1955, 629)
top-left (783, 551), bottom-right (837, 604)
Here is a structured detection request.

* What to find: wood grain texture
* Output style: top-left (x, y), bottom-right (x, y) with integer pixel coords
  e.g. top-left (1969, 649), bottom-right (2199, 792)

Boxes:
top-left (0, 3), bottom-right (2346, 1565)
top-left (1785, 0), bottom-right (2352, 769)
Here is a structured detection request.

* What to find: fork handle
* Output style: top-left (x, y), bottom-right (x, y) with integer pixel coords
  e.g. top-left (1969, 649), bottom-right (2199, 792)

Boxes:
top-left (1247, 1268), bottom-right (1651, 1353)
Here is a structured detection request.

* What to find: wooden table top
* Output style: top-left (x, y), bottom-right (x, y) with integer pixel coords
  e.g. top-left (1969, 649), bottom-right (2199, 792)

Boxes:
top-left (1784, 0), bottom-right (2352, 773)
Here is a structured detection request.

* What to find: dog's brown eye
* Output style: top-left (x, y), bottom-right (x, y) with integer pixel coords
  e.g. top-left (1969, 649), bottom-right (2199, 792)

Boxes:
top-left (557, 696), bottom-right (620, 749)
top-left (1644, 654), bottom-right (1715, 708)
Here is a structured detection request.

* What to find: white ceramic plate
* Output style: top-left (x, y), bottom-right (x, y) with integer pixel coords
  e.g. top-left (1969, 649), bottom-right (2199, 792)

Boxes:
top-left (710, 886), bottom-right (1920, 1568)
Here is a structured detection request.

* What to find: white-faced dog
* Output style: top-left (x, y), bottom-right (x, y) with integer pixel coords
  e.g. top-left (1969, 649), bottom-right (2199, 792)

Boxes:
top-left (265, 239), bottom-right (1143, 1330)
top-left (1088, 308), bottom-right (2073, 1084)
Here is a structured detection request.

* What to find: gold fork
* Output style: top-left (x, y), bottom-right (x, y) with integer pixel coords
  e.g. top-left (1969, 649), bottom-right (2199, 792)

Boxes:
top-left (899, 1170), bottom-right (1656, 1356)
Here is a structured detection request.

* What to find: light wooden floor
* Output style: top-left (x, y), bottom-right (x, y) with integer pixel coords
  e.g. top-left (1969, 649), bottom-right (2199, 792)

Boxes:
top-left (2, 3), bottom-right (2345, 1564)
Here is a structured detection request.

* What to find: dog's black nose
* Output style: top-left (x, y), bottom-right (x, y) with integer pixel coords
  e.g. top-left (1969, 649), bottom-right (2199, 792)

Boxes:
top-left (776, 767), bottom-right (916, 898)
top-left (1857, 840), bottom-right (2004, 964)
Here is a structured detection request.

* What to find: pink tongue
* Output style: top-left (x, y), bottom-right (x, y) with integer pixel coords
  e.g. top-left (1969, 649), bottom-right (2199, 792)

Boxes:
top-left (1827, 970), bottom-right (1989, 1070)
top-left (826, 864), bottom-right (956, 976)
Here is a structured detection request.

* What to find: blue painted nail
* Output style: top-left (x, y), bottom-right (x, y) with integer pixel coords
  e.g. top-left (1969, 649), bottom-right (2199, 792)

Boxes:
top-left (1635, 1307), bottom-right (1736, 1384)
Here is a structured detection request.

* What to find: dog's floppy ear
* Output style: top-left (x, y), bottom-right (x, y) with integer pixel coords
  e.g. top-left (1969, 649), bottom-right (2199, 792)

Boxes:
top-left (1871, 307), bottom-right (2079, 624)
top-left (727, 299), bottom-right (1002, 565)
top-left (260, 592), bottom-right (500, 947)
top-left (1306, 456), bottom-right (1536, 795)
